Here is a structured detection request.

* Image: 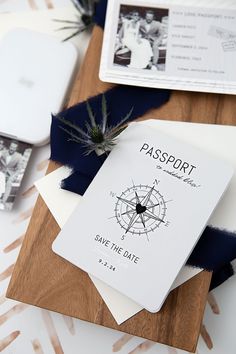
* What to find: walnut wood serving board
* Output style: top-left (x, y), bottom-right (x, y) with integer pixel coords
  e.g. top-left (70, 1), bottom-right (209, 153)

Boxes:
top-left (7, 26), bottom-right (236, 352)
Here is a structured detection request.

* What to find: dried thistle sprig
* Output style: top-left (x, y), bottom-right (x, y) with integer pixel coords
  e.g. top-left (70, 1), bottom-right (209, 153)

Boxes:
top-left (57, 95), bottom-right (133, 156)
top-left (54, 0), bottom-right (98, 41)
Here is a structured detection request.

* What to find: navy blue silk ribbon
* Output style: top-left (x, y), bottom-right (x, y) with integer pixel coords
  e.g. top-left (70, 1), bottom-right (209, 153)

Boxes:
top-left (50, 85), bottom-right (170, 194)
top-left (188, 227), bottom-right (236, 272)
top-left (50, 0), bottom-right (236, 289)
top-left (93, 0), bottom-right (108, 29)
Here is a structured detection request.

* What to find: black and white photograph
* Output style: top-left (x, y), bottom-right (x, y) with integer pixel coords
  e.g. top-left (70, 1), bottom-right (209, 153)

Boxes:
top-left (113, 5), bottom-right (169, 71)
top-left (0, 135), bottom-right (32, 211)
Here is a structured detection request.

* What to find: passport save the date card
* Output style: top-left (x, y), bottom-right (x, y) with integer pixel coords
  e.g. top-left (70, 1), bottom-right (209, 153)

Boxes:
top-left (52, 123), bottom-right (233, 312)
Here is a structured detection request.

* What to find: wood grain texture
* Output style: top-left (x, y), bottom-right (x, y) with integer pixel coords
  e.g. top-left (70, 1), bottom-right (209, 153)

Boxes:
top-left (7, 26), bottom-right (236, 352)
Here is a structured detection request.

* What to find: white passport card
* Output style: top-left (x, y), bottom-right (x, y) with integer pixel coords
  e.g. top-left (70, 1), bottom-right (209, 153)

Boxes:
top-left (52, 123), bottom-right (233, 312)
top-left (100, 0), bottom-right (236, 94)
top-left (37, 121), bottom-right (236, 324)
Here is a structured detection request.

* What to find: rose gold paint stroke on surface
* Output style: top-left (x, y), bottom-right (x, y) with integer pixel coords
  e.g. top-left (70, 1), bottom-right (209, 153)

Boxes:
top-left (22, 185), bottom-right (37, 198)
top-left (129, 340), bottom-right (155, 353)
top-left (200, 324), bottom-right (213, 350)
top-left (0, 294), bottom-right (6, 306)
top-left (12, 207), bottom-right (34, 224)
top-left (45, 0), bottom-right (54, 9)
top-left (3, 234), bottom-right (25, 253)
top-left (208, 293), bottom-right (220, 314)
top-left (113, 334), bottom-right (133, 352)
top-left (41, 310), bottom-right (64, 354)
top-left (62, 315), bottom-right (75, 335)
top-left (0, 304), bottom-right (28, 326)
top-left (0, 264), bottom-right (14, 282)
top-left (167, 347), bottom-right (178, 354)
top-left (32, 339), bottom-right (44, 354)
top-left (0, 331), bottom-right (20, 352)
top-left (28, 0), bottom-right (38, 10)
top-left (37, 159), bottom-right (49, 172)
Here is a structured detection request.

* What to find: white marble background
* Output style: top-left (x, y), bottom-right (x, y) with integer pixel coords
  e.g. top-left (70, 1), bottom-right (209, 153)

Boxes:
top-left (0, 0), bottom-right (69, 13)
top-left (0, 1), bottom-right (236, 353)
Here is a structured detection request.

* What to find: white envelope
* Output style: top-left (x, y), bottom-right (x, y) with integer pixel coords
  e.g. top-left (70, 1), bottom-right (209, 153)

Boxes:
top-left (35, 120), bottom-right (236, 323)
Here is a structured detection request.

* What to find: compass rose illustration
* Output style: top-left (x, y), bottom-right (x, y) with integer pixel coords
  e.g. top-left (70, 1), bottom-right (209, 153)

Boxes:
top-left (111, 180), bottom-right (171, 241)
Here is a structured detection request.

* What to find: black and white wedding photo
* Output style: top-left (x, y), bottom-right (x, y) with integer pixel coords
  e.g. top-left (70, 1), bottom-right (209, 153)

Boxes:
top-left (0, 136), bottom-right (32, 210)
top-left (113, 5), bottom-right (169, 70)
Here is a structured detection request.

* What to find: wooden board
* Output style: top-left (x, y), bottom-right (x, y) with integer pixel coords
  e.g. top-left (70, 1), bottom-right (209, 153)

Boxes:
top-left (7, 25), bottom-right (236, 352)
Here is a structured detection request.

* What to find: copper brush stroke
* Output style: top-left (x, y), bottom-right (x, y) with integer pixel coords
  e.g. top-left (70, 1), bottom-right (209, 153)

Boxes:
top-left (28, 0), bottom-right (38, 10)
top-left (200, 324), bottom-right (213, 350)
top-left (37, 159), bottom-right (49, 171)
top-left (208, 293), bottom-right (220, 314)
top-left (0, 304), bottom-right (28, 326)
top-left (45, 0), bottom-right (54, 9)
top-left (62, 315), bottom-right (75, 335)
top-left (3, 234), bottom-right (25, 253)
top-left (0, 264), bottom-right (15, 282)
top-left (0, 294), bottom-right (6, 306)
top-left (22, 185), bottom-right (37, 198)
top-left (129, 340), bottom-right (155, 353)
top-left (12, 207), bottom-right (33, 224)
top-left (113, 334), bottom-right (133, 352)
top-left (41, 310), bottom-right (64, 354)
top-left (0, 331), bottom-right (20, 352)
top-left (167, 347), bottom-right (178, 354)
top-left (32, 339), bottom-right (44, 354)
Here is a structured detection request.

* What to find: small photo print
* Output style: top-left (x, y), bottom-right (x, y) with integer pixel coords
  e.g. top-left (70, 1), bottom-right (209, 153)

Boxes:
top-left (113, 5), bottom-right (169, 71)
top-left (0, 136), bottom-right (32, 211)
